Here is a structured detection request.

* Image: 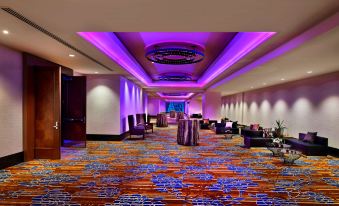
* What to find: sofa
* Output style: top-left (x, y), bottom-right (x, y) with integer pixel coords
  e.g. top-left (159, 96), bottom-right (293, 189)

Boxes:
top-left (199, 119), bottom-right (217, 129)
top-left (285, 133), bottom-right (328, 156)
top-left (241, 126), bottom-right (272, 148)
top-left (214, 122), bottom-right (239, 135)
top-left (191, 113), bottom-right (202, 118)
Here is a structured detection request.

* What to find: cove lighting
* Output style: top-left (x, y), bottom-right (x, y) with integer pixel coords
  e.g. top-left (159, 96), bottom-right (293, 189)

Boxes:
top-left (78, 32), bottom-right (275, 88)
top-left (157, 92), bottom-right (194, 99)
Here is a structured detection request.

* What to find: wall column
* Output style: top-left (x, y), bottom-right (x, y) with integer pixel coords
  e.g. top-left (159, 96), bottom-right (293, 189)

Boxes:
top-left (202, 91), bottom-right (221, 120)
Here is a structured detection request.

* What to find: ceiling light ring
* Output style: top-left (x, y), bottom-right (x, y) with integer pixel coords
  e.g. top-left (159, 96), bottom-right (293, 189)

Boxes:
top-left (158, 72), bottom-right (193, 81)
top-left (145, 42), bottom-right (205, 65)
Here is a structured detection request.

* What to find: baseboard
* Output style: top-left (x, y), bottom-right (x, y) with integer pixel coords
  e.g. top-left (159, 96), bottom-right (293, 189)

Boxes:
top-left (0, 152), bottom-right (24, 169)
top-left (87, 132), bottom-right (129, 141)
top-left (328, 147), bottom-right (339, 157)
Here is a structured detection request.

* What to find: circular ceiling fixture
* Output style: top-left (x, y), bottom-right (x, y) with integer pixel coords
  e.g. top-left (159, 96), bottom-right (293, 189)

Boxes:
top-left (158, 72), bottom-right (192, 81)
top-left (162, 92), bottom-right (188, 96)
top-left (145, 42), bottom-right (205, 65)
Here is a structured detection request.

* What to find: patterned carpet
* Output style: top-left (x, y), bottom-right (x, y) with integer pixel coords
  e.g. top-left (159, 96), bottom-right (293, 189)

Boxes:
top-left (0, 125), bottom-right (338, 205)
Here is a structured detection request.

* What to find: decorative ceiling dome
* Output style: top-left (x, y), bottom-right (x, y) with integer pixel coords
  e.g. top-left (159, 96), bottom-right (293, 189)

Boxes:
top-left (158, 72), bottom-right (192, 81)
top-left (145, 42), bottom-right (205, 65)
top-left (162, 92), bottom-right (188, 96)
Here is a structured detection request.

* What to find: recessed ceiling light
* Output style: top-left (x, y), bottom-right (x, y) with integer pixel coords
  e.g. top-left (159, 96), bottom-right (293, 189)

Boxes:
top-left (307, 71), bottom-right (313, 74)
top-left (281, 78), bottom-right (285, 81)
top-left (250, 86), bottom-right (254, 89)
top-left (2, 30), bottom-right (9, 35)
top-left (263, 82), bottom-right (267, 85)
top-left (94, 72), bottom-right (99, 74)
top-left (69, 54), bottom-right (75, 57)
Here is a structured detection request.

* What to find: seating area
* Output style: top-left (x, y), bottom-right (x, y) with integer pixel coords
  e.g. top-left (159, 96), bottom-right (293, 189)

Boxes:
top-left (236, 122), bottom-right (330, 156)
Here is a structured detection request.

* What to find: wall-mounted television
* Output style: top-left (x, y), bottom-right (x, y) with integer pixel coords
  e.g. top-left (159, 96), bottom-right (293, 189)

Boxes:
top-left (165, 102), bottom-right (185, 112)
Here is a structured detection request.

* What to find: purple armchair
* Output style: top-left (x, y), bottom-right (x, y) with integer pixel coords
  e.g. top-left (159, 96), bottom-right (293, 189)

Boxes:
top-left (128, 115), bottom-right (145, 139)
top-left (136, 113), bottom-right (153, 133)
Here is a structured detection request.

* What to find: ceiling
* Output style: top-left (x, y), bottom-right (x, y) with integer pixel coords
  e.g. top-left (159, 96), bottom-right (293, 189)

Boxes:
top-left (115, 32), bottom-right (236, 81)
top-left (0, 0), bottom-right (338, 99)
top-left (211, 25), bottom-right (339, 96)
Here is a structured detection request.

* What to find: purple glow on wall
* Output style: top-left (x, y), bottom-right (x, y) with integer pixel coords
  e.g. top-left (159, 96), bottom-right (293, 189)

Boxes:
top-left (120, 77), bottom-right (147, 133)
top-left (78, 32), bottom-right (275, 88)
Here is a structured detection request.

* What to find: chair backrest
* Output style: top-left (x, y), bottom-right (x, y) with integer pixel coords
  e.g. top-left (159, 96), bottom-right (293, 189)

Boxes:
top-left (128, 115), bottom-right (135, 130)
top-left (136, 114), bottom-right (144, 125)
top-left (170, 110), bottom-right (176, 118)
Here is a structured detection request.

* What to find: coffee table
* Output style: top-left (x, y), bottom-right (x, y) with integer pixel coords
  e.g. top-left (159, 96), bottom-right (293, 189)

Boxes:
top-left (266, 143), bottom-right (291, 157)
top-left (281, 149), bottom-right (303, 165)
top-left (224, 133), bottom-right (234, 140)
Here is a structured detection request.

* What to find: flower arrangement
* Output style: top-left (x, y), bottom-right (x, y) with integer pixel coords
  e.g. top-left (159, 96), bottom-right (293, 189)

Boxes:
top-left (267, 138), bottom-right (283, 148)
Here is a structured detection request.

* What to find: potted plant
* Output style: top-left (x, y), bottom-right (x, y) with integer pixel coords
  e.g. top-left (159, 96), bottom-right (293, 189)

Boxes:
top-left (274, 120), bottom-right (286, 139)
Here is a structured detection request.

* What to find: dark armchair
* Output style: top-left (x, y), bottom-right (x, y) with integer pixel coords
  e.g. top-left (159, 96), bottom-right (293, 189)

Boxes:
top-left (241, 126), bottom-right (270, 148)
top-left (191, 113), bottom-right (202, 118)
top-left (128, 115), bottom-right (145, 139)
top-left (199, 119), bottom-right (217, 130)
top-left (136, 113), bottom-right (153, 133)
top-left (214, 122), bottom-right (239, 135)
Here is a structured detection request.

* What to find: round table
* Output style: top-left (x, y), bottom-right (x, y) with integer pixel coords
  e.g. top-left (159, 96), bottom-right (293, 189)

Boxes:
top-left (177, 119), bottom-right (199, 146)
top-left (156, 113), bottom-right (168, 127)
top-left (266, 143), bottom-right (291, 157)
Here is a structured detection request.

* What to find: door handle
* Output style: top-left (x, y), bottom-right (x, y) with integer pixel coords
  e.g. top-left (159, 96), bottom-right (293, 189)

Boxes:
top-left (53, 121), bottom-right (59, 130)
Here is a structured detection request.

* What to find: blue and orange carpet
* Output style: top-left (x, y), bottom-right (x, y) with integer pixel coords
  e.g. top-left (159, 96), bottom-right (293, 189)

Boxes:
top-left (0, 126), bottom-right (338, 205)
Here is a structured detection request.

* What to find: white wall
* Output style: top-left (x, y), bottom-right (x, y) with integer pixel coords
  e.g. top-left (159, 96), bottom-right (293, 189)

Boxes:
top-left (221, 93), bottom-right (243, 122)
top-left (202, 92), bottom-right (221, 120)
top-left (87, 75), bottom-right (121, 135)
top-left (222, 72), bottom-right (339, 148)
top-left (0, 44), bottom-right (23, 158)
top-left (120, 77), bottom-right (147, 133)
top-left (188, 99), bottom-right (202, 115)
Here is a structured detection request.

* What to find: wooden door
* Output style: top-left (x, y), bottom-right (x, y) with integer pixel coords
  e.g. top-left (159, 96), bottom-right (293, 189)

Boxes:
top-left (61, 75), bottom-right (86, 147)
top-left (34, 66), bottom-right (61, 159)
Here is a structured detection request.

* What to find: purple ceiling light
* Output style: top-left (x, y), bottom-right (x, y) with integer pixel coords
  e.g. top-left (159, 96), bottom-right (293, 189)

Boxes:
top-left (78, 32), bottom-right (275, 88)
top-left (210, 12), bottom-right (339, 89)
top-left (157, 92), bottom-right (194, 99)
top-left (158, 72), bottom-right (192, 81)
top-left (198, 32), bottom-right (275, 85)
top-left (78, 32), bottom-right (152, 84)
